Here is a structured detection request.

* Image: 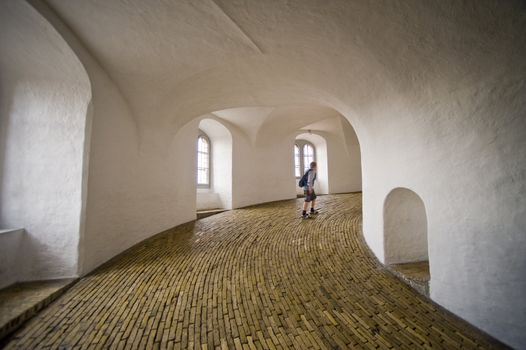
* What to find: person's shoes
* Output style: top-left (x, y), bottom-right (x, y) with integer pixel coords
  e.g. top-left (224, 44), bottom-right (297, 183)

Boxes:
top-left (310, 209), bottom-right (319, 215)
top-left (302, 213), bottom-right (311, 219)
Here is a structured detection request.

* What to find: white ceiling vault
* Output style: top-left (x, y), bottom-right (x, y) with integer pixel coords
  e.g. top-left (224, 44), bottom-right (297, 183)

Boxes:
top-left (44, 0), bottom-right (264, 123)
top-left (210, 105), bottom-right (352, 147)
top-left (42, 0), bottom-right (525, 136)
top-left (42, 0), bottom-right (396, 136)
top-left (38, 0), bottom-right (405, 129)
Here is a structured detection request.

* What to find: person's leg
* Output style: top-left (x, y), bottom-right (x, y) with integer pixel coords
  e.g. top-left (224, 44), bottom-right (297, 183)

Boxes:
top-left (302, 189), bottom-right (310, 217)
top-left (302, 201), bottom-right (310, 218)
top-left (310, 191), bottom-right (318, 214)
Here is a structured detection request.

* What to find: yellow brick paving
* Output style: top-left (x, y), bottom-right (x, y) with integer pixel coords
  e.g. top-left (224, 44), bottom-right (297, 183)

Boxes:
top-left (3, 194), bottom-right (504, 349)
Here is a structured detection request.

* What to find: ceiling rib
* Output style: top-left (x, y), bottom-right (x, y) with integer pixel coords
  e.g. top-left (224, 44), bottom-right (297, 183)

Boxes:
top-left (209, 0), bottom-right (263, 55)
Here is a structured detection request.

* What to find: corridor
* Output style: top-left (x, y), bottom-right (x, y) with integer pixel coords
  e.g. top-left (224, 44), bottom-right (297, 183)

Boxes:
top-left (3, 194), bottom-right (501, 349)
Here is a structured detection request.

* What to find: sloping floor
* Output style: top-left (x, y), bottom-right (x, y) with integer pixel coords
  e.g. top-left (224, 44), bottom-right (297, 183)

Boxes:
top-left (2, 194), bottom-right (504, 349)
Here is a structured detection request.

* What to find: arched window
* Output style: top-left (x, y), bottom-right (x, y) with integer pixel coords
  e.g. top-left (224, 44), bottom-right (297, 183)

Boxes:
top-left (303, 144), bottom-right (314, 173)
top-left (294, 140), bottom-right (316, 177)
top-left (294, 144), bottom-right (301, 177)
top-left (197, 133), bottom-right (210, 187)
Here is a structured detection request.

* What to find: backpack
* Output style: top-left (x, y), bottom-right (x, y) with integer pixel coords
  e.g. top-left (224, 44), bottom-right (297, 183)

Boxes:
top-left (298, 169), bottom-right (315, 188)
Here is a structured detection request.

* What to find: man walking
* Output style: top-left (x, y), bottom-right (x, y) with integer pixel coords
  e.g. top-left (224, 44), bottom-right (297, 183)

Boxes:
top-left (301, 161), bottom-right (319, 219)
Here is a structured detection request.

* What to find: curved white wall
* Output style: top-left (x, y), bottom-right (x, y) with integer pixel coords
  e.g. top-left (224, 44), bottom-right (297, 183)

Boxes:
top-left (334, 116), bottom-right (361, 193)
top-left (0, 1), bottom-right (91, 284)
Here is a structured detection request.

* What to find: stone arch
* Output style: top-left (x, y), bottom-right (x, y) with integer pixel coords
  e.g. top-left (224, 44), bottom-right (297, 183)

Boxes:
top-left (196, 118), bottom-right (233, 210)
top-left (383, 188), bottom-right (428, 265)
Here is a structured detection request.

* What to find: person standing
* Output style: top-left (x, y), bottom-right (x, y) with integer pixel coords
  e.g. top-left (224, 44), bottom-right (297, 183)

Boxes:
top-left (301, 161), bottom-right (318, 219)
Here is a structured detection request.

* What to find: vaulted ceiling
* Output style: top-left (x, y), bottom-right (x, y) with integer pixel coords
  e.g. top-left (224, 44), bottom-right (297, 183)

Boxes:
top-left (42, 0), bottom-right (525, 131)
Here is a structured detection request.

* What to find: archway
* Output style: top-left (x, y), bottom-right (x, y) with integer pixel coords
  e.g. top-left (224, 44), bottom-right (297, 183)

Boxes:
top-left (196, 119), bottom-right (233, 211)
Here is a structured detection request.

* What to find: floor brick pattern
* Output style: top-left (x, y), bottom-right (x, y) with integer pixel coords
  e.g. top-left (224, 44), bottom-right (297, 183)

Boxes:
top-left (3, 194), bottom-right (504, 349)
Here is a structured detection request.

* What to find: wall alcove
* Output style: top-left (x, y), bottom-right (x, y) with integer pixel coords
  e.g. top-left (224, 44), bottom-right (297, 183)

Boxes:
top-left (384, 187), bottom-right (430, 295)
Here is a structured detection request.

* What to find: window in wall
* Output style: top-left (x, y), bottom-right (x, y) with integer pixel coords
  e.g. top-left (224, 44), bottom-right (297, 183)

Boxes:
top-left (294, 140), bottom-right (316, 177)
top-left (303, 144), bottom-right (314, 173)
top-left (197, 133), bottom-right (210, 187)
top-left (294, 145), bottom-right (301, 177)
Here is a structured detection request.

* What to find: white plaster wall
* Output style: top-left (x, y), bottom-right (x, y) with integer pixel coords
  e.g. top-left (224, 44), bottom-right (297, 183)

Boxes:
top-left (196, 191), bottom-right (222, 211)
top-left (233, 138), bottom-right (297, 209)
top-left (326, 138), bottom-right (361, 194)
top-left (81, 116), bottom-right (198, 274)
top-left (0, 81), bottom-right (90, 281)
top-left (384, 188), bottom-right (428, 265)
top-left (0, 1), bottom-right (91, 283)
top-left (322, 132), bottom-right (360, 195)
top-left (337, 117), bottom-right (362, 193)
top-left (357, 79), bottom-right (526, 346)
top-left (25, 1), bottom-right (200, 276)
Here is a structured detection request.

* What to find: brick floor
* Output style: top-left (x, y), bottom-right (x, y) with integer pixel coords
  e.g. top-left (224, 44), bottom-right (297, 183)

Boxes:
top-left (2, 194), bottom-right (506, 349)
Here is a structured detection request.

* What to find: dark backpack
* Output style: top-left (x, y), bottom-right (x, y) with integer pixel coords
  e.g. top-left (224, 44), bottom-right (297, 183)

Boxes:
top-left (298, 169), bottom-right (314, 188)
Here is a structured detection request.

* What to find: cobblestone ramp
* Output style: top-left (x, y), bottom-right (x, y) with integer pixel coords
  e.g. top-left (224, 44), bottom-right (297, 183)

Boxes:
top-left (3, 194), bottom-right (504, 349)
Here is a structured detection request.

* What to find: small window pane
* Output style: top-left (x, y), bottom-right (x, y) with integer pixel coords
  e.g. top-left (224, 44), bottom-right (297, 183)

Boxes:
top-left (303, 144), bottom-right (314, 173)
top-left (294, 145), bottom-right (301, 177)
top-left (197, 136), bottom-right (210, 186)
